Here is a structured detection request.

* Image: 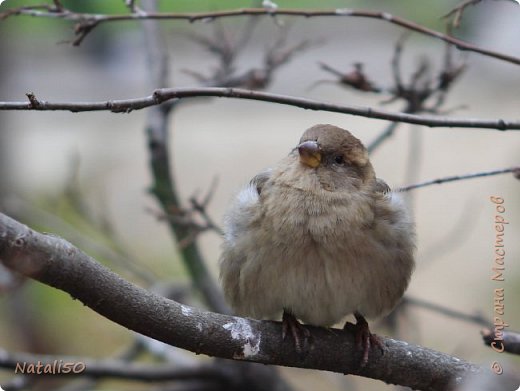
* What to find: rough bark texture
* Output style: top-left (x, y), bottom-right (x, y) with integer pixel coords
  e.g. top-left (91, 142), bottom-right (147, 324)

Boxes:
top-left (0, 212), bottom-right (483, 391)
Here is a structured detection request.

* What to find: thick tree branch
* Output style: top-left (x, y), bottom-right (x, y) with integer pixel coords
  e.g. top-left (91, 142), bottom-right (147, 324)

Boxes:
top-left (1, 6), bottom-right (520, 66)
top-left (0, 212), bottom-right (482, 391)
top-left (1, 89), bottom-right (520, 130)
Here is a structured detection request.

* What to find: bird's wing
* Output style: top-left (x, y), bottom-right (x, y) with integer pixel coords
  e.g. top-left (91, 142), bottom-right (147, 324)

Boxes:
top-left (375, 178), bottom-right (391, 194)
top-left (250, 169), bottom-right (272, 195)
top-left (223, 169), bottom-right (272, 245)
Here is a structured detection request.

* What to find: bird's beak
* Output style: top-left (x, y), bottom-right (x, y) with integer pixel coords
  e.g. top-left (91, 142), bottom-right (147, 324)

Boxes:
top-left (298, 140), bottom-right (321, 168)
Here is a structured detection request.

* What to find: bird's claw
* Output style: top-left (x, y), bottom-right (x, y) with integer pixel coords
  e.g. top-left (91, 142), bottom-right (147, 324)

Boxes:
top-left (282, 311), bottom-right (311, 355)
top-left (344, 312), bottom-right (385, 368)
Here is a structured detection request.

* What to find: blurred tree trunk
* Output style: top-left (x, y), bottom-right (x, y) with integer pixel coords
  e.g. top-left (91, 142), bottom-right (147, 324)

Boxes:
top-left (0, 28), bottom-right (8, 197)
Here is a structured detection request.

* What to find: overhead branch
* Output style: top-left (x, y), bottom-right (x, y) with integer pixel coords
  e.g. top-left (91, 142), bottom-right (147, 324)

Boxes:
top-left (1, 6), bottom-right (520, 66)
top-left (1, 89), bottom-right (520, 130)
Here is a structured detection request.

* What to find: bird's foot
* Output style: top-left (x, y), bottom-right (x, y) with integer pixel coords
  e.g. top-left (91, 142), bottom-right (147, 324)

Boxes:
top-left (344, 312), bottom-right (384, 368)
top-left (282, 311), bottom-right (311, 355)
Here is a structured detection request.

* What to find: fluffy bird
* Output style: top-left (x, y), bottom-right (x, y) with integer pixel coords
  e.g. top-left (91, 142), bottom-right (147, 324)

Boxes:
top-left (219, 124), bottom-right (415, 365)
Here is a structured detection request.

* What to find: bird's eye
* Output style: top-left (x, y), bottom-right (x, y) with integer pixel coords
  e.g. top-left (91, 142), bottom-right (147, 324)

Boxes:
top-left (334, 155), bottom-right (345, 165)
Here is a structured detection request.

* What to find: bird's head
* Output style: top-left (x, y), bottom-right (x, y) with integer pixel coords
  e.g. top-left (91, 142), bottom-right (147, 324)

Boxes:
top-left (295, 124), bottom-right (375, 191)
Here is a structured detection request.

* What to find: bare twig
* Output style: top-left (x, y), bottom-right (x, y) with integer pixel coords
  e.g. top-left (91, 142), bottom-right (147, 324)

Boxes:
top-left (391, 33), bottom-right (409, 93)
top-left (404, 297), bottom-right (490, 327)
top-left (1, 6), bottom-right (520, 65)
top-left (387, 34), bottom-right (465, 115)
top-left (443, 0), bottom-right (516, 28)
top-left (368, 29), bottom-right (467, 153)
top-left (144, 176), bottom-right (223, 247)
top-left (367, 122), bottom-right (401, 153)
top-left (2, 196), bottom-right (158, 285)
top-left (1, 89), bottom-right (520, 130)
top-left (444, 0), bottom-right (483, 28)
top-left (187, 22), bottom-right (310, 90)
top-left (189, 177), bottom-right (224, 236)
top-left (397, 166), bottom-right (520, 192)
top-left (319, 62), bottom-right (382, 92)
top-left (0, 212), bottom-right (483, 391)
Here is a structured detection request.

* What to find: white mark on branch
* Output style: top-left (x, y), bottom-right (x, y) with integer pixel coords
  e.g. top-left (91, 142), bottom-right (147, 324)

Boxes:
top-left (335, 8), bottom-right (353, 15)
top-left (381, 12), bottom-right (392, 21)
top-left (181, 305), bottom-right (193, 316)
top-left (223, 318), bottom-right (261, 358)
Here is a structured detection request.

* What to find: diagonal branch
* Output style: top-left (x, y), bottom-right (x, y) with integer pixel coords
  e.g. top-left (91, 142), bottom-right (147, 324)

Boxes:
top-left (403, 297), bottom-right (490, 327)
top-left (1, 6), bottom-right (520, 66)
top-left (0, 212), bottom-right (482, 391)
top-left (1, 89), bottom-right (520, 130)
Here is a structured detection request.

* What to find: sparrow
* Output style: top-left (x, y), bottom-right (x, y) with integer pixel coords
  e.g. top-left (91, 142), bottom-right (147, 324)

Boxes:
top-left (219, 124), bottom-right (416, 366)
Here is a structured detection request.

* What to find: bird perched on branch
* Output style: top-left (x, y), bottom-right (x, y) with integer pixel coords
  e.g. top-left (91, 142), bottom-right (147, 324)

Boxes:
top-left (219, 124), bottom-right (415, 366)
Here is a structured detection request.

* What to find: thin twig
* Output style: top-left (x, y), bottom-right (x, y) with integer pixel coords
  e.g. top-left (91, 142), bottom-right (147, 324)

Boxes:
top-left (444, 0), bottom-right (519, 28)
top-left (404, 297), bottom-right (490, 327)
top-left (186, 20), bottom-right (310, 90)
top-left (367, 121), bottom-right (401, 153)
top-left (443, 0), bottom-right (483, 28)
top-left (397, 166), bottom-right (520, 192)
top-left (319, 62), bottom-right (381, 92)
top-left (1, 6), bottom-right (520, 66)
top-left (1, 89), bottom-right (520, 130)
top-left (2, 196), bottom-right (158, 285)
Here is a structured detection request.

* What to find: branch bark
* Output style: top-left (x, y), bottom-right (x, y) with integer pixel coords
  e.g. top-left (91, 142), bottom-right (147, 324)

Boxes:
top-left (0, 212), bottom-right (483, 391)
top-left (1, 89), bottom-right (520, 130)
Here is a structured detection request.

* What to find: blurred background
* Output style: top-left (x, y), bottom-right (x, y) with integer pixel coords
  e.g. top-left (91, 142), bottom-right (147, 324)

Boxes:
top-left (0, 0), bottom-right (519, 390)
